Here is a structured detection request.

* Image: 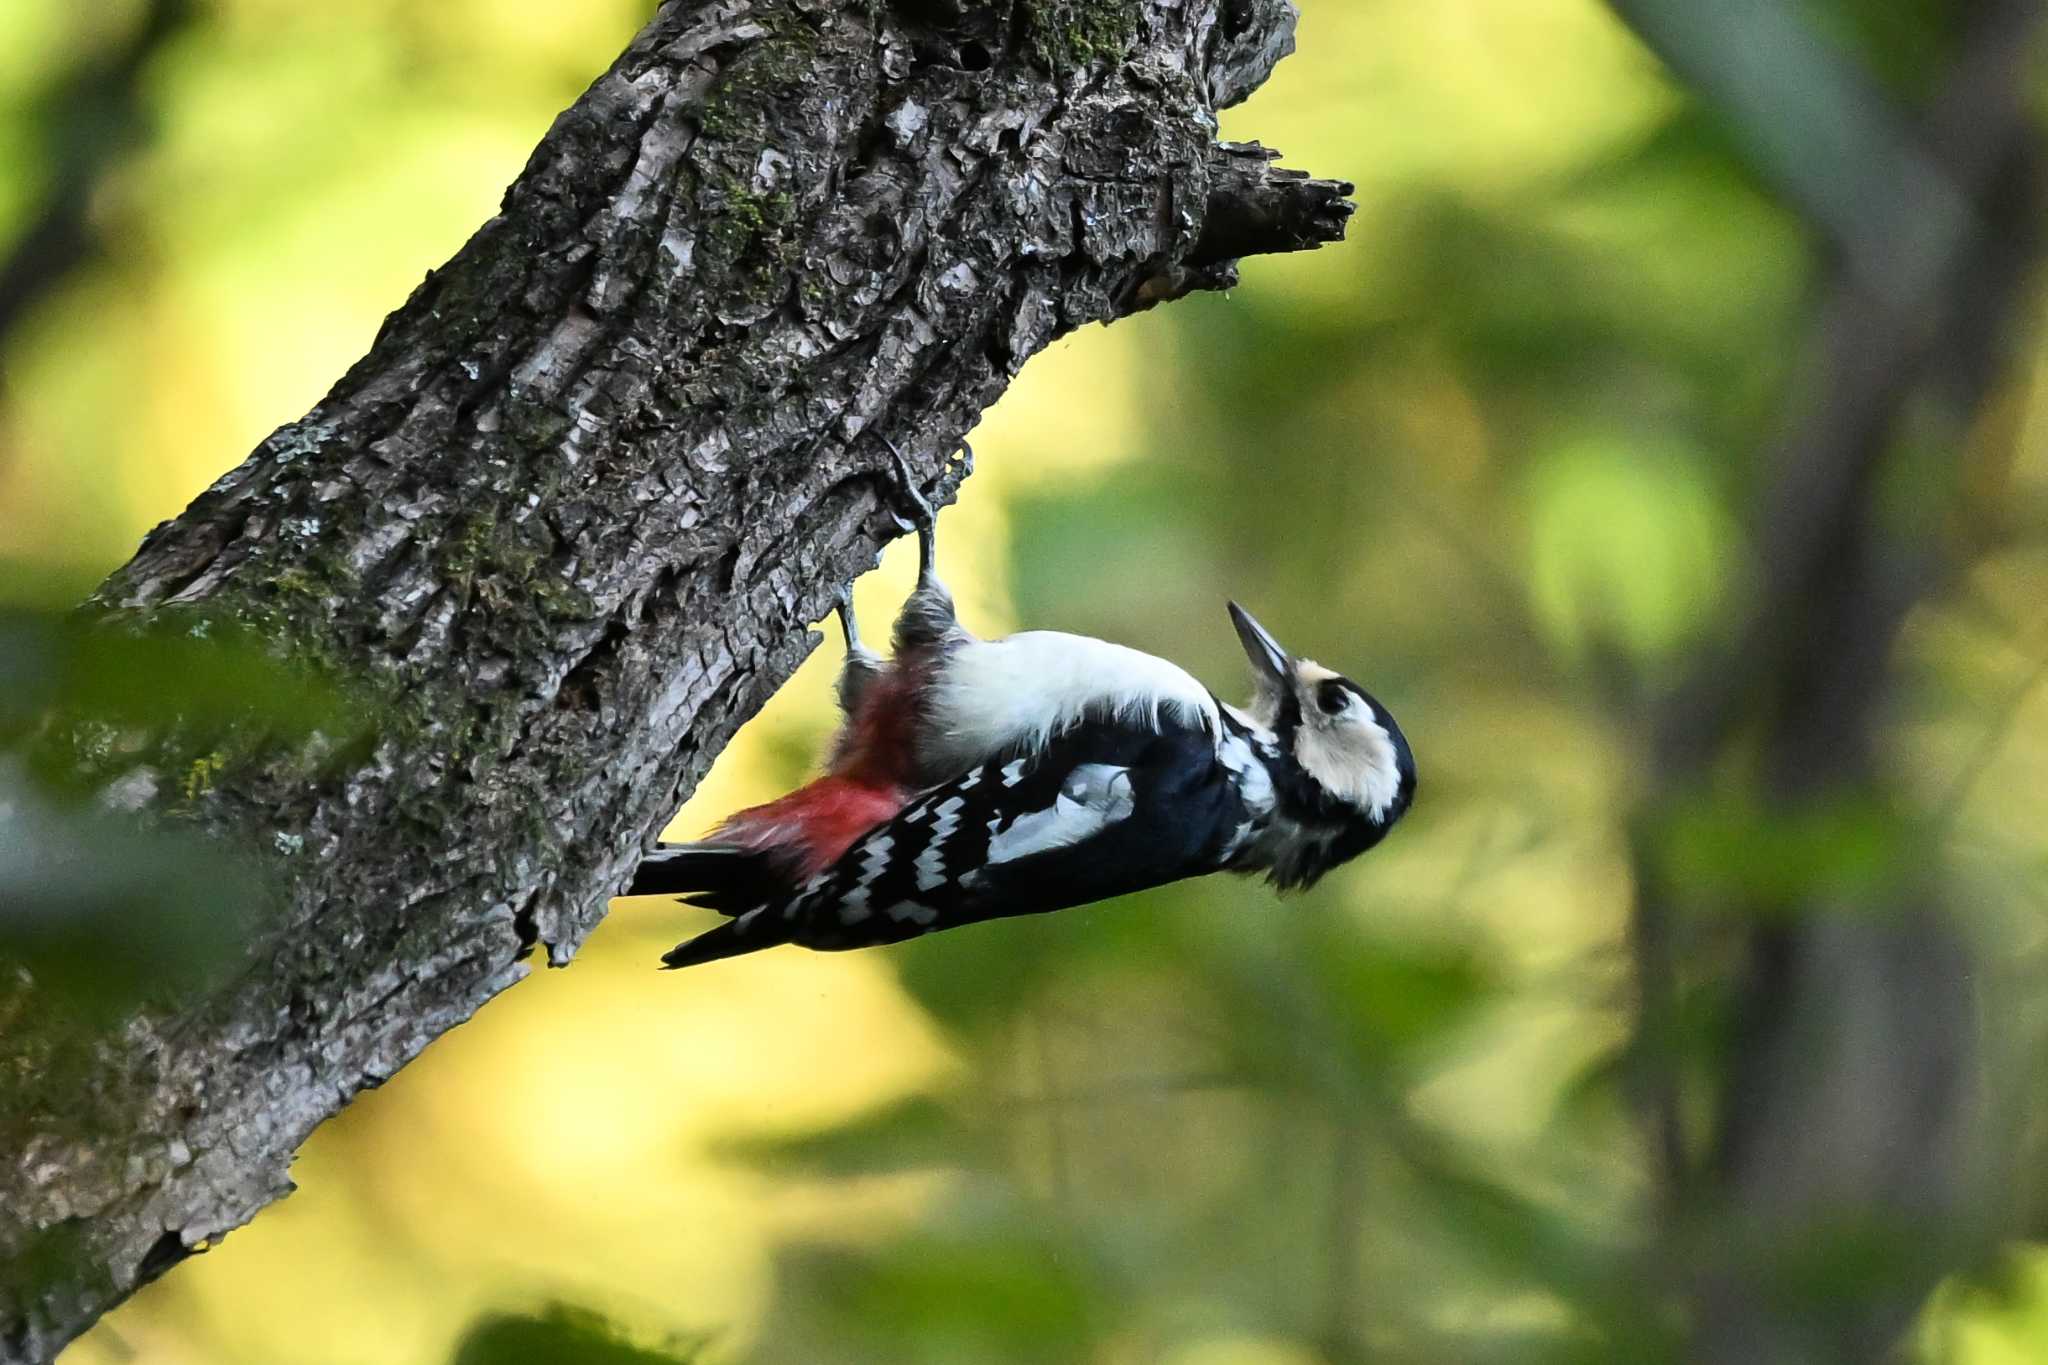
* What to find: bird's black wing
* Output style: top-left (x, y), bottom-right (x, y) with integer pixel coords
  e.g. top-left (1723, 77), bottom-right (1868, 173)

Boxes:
top-left (661, 719), bottom-right (1250, 968)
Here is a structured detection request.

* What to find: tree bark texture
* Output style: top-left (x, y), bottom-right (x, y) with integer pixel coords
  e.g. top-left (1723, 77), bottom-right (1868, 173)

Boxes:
top-left (0, 2), bottom-right (1350, 1358)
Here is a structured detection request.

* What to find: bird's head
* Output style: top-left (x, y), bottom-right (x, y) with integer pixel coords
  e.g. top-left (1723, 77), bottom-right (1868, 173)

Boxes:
top-left (1230, 601), bottom-right (1416, 831)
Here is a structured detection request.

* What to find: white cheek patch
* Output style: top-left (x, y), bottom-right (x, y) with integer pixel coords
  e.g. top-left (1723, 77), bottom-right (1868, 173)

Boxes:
top-left (1294, 713), bottom-right (1402, 821)
top-left (1285, 658), bottom-right (1401, 819)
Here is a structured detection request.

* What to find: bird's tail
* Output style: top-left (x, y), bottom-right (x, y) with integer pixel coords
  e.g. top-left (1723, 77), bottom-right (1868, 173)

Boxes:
top-left (626, 842), bottom-right (790, 915)
top-left (632, 846), bottom-right (798, 970)
top-left (660, 918), bottom-right (774, 970)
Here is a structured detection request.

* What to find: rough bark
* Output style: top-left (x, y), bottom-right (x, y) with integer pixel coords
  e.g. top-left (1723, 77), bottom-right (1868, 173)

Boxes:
top-left (0, 1), bottom-right (1350, 1358)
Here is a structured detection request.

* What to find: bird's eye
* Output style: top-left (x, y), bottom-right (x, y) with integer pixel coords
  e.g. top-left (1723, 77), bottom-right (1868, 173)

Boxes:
top-left (1317, 681), bottom-right (1350, 716)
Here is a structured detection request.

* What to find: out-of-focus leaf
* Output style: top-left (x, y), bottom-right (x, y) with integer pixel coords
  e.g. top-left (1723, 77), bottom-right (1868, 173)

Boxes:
top-left (1917, 1247), bottom-right (2048, 1363)
top-left (1310, 930), bottom-right (1494, 1059)
top-left (450, 1304), bottom-right (704, 1365)
top-left (0, 764), bottom-right (259, 1021)
top-left (0, 604), bottom-right (363, 757)
top-left (1187, 907), bottom-right (1498, 1091)
top-left (1684, 1207), bottom-right (1967, 1359)
top-left (1524, 433), bottom-right (1738, 669)
top-left (0, 601), bottom-right (376, 837)
top-left (0, 596), bottom-right (345, 1025)
top-left (885, 896), bottom-right (1152, 1036)
top-left (1550, 1043), bottom-right (1632, 1132)
top-left (887, 921), bottom-right (1065, 1035)
top-left (784, 1217), bottom-right (1117, 1365)
top-left (1798, 0), bottom-right (1960, 99)
top-left (713, 1094), bottom-right (983, 1178)
top-left (1398, 1142), bottom-right (1675, 1357)
top-left (1654, 790), bottom-right (1909, 909)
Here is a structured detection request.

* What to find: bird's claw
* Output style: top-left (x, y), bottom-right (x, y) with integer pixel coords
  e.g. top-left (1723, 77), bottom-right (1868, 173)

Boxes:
top-left (879, 436), bottom-right (937, 532)
top-left (878, 435), bottom-right (949, 583)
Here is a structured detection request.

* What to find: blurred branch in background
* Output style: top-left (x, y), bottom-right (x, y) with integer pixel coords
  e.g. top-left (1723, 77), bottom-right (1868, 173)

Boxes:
top-left (0, 0), bottom-right (193, 361)
top-left (1615, 0), bottom-right (2046, 1358)
top-left (1607, 0), bottom-right (1967, 312)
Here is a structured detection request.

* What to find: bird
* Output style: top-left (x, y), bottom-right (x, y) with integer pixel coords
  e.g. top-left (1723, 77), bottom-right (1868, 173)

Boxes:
top-left (628, 441), bottom-right (1417, 969)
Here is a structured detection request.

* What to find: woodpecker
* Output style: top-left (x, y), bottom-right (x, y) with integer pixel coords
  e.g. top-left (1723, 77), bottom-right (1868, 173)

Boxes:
top-left (630, 446), bottom-right (1416, 969)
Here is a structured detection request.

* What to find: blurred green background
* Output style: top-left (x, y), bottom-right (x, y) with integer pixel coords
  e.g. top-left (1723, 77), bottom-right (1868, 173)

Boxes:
top-left (6, 0), bottom-right (2048, 1361)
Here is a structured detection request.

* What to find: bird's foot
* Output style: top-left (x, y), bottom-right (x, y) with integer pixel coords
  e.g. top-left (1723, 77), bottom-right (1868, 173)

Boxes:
top-left (879, 436), bottom-right (940, 582)
top-left (832, 581), bottom-right (862, 652)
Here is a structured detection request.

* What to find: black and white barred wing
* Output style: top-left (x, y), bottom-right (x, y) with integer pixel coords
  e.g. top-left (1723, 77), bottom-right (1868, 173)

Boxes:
top-left (660, 724), bottom-right (1249, 968)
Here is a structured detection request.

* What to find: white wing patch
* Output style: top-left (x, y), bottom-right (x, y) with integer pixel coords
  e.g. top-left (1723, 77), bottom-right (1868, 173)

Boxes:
top-left (922, 632), bottom-right (1218, 773)
top-left (1216, 730), bottom-right (1276, 860)
top-left (1216, 732), bottom-right (1274, 816)
top-left (986, 763), bottom-right (1136, 865)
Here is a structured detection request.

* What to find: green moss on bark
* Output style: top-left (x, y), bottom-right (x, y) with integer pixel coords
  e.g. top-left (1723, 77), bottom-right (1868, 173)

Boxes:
top-left (694, 11), bottom-right (819, 143)
top-left (1025, 0), bottom-right (1141, 68)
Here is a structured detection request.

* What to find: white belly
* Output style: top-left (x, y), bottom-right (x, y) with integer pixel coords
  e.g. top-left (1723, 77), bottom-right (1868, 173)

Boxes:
top-left (919, 631), bottom-right (1219, 774)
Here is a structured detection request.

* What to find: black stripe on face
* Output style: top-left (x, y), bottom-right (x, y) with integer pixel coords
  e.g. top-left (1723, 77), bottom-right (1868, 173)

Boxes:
top-left (1272, 687), bottom-right (1303, 739)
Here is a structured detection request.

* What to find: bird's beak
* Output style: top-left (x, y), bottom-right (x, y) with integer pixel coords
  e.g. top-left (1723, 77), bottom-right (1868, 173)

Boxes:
top-left (1229, 602), bottom-right (1293, 686)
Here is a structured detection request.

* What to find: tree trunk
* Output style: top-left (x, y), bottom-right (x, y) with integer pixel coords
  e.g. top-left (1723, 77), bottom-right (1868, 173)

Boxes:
top-left (0, 2), bottom-right (1350, 1357)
